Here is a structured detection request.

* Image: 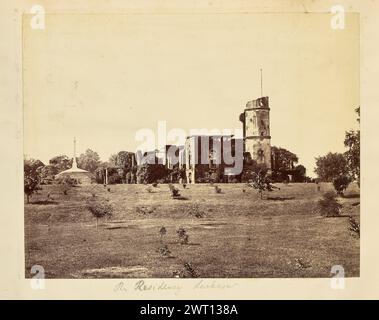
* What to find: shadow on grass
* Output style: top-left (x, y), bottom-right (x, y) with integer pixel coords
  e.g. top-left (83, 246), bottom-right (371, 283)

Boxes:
top-left (104, 226), bottom-right (136, 230)
top-left (186, 242), bottom-right (201, 246)
top-left (165, 241), bottom-right (201, 246)
top-left (30, 200), bottom-right (59, 205)
top-left (342, 193), bottom-right (360, 199)
top-left (266, 196), bottom-right (295, 201)
top-left (173, 196), bottom-right (189, 200)
top-left (323, 214), bottom-right (351, 218)
top-left (200, 222), bottom-right (228, 226)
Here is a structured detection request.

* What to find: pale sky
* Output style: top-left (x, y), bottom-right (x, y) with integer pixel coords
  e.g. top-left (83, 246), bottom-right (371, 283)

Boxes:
top-left (23, 13), bottom-right (359, 177)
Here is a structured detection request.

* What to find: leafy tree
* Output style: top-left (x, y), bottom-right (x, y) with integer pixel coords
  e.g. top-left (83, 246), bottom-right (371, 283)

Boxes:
top-left (136, 164), bottom-right (167, 184)
top-left (38, 165), bottom-right (58, 184)
top-left (249, 169), bottom-right (276, 199)
top-left (167, 166), bottom-right (185, 183)
top-left (56, 175), bottom-right (78, 194)
top-left (87, 199), bottom-right (113, 229)
top-left (269, 170), bottom-right (287, 183)
top-left (270, 146), bottom-right (308, 183)
top-left (115, 151), bottom-right (135, 169)
top-left (107, 170), bottom-right (123, 184)
top-left (113, 151), bottom-right (136, 182)
top-left (240, 155), bottom-right (262, 182)
top-left (49, 155), bottom-right (71, 172)
top-left (293, 164), bottom-right (307, 182)
top-left (344, 107), bottom-right (360, 185)
top-left (94, 161), bottom-right (111, 184)
top-left (77, 149), bottom-right (101, 173)
top-left (333, 175), bottom-right (352, 196)
top-left (271, 146), bottom-right (299, 172)
top-left (108, 153), bottom-right (118, 167)
top-left (24, 158), bottom-right (44, 203)
top-left (314, 152), bottom-right (348, 182)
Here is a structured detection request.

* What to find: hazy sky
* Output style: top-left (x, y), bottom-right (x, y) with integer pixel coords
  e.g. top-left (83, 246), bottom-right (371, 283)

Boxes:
top-left (23, 13), bottom-right (359, 176)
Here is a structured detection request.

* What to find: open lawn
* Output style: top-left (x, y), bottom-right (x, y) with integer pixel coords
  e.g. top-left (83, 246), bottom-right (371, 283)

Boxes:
top-left (25, 182), bottom-right (360, 278)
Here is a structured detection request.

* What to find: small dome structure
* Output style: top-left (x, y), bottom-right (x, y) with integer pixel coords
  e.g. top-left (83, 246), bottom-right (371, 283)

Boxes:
top-left (55, 138), bottom-right (94, 185)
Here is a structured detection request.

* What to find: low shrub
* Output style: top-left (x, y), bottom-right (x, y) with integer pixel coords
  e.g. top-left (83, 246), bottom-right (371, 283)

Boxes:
top-left (184, 203), bottom-right (205, 218)
top-left (56, 175), bottom-right (78, 186)
top-left (318, 191), bottom-right (342, 217)
top-left (176, 227), bottom-right (189, 245)
top-left (294, 258), bottom-right (311, 269)
top-left (168, 184), bottom-right (181, 198)
top-left (214, 185), bottom-right (222, 194)
top-left (87, 199), bottom-right (113, 228)
top-left (173, 262), bottom-right (199, 278)
top-left (136, 205), bottom-right (156, 215)
top-left (248, 170), bottom-right (277, 199)
top-left (157, 244), bottom-right (171, 257)
top-left (56, 175), bottom-right (78, 195)
top-left (348, 216), bottom-right (360, 237)
top-left (159, 226), bottom-right (167, 240)
top-left (184, 262), bottom-right (199, 278)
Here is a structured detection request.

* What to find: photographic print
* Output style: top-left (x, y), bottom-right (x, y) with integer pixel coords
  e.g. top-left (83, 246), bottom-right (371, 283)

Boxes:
top-left (23, 10), bottom-right (360, 279)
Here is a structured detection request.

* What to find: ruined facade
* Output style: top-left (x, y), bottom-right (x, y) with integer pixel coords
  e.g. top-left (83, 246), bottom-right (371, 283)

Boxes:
top-left (132, 96), bottom-right (272, 184)
top-left (184, 135), bottom-right (243, 184)
top-left (164, 145), bottom-right (185, 169)
top-left (183, 96), bottom-right (272, 184)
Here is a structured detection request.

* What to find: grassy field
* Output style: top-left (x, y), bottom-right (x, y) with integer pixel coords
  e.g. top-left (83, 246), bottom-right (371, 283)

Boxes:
top-left (24, 182), bottom-right (360, 278)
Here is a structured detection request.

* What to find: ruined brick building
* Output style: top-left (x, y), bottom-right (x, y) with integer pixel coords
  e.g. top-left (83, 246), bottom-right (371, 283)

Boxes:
top-left (106, 96), bottom-right (274, 184)
top-left (184, 135), bottom-right (242, 183)
top-left (184, 96), bottom-right (272, 184)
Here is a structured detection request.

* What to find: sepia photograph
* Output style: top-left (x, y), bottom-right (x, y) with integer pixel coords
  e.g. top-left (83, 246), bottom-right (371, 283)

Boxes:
top-left (22, 10), bottom-right (360, 280)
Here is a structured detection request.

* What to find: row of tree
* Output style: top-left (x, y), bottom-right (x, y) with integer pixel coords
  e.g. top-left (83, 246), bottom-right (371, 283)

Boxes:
top-left (314, 107), bottom-right (360, 187)
top-left (24, 137), bottom-right (312, 202)
top-left (270, 146), bottom-right (307, 183)
top-left (34, 145), bottom-right (309, 185)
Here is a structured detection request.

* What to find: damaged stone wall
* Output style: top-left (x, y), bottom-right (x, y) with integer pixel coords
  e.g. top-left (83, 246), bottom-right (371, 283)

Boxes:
top-left (241, 96), bottom-right (272, 170)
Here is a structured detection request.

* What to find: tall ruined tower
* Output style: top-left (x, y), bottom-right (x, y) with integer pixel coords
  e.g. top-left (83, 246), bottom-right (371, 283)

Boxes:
top-left (239, 96), bottom-right (271, 170)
